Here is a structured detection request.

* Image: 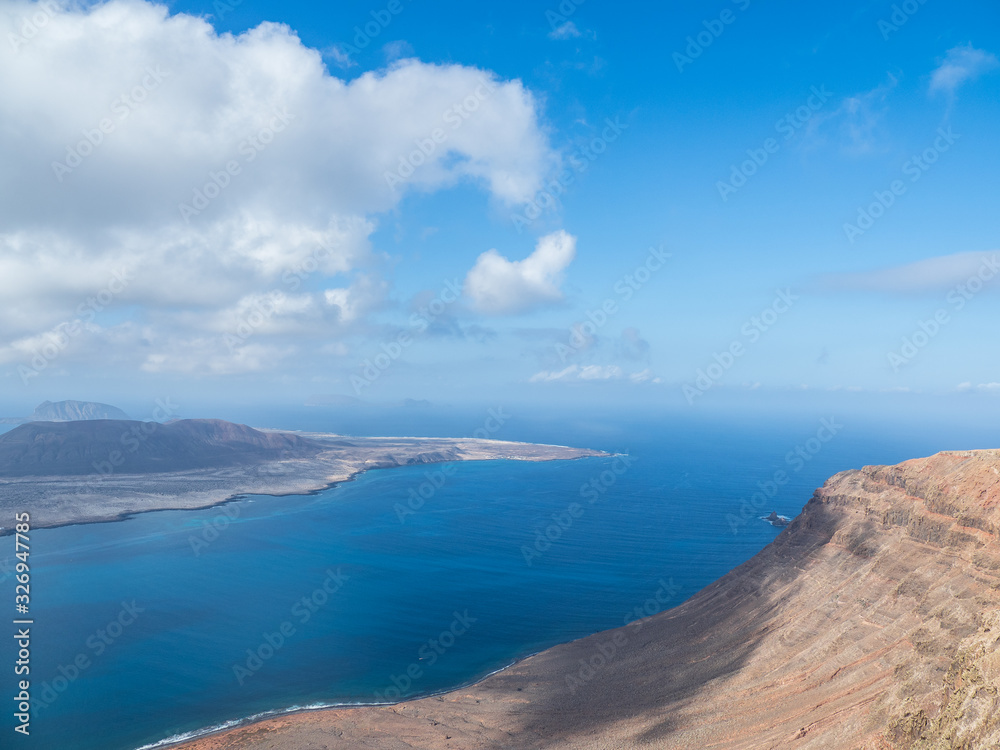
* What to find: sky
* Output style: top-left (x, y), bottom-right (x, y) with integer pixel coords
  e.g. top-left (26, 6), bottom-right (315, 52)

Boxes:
top-left (1, 0), bottom-right (999, 424)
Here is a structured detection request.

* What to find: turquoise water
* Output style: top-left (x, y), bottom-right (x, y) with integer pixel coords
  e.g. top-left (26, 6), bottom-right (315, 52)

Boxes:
top-left (0, 414), bottom-right (980, 750)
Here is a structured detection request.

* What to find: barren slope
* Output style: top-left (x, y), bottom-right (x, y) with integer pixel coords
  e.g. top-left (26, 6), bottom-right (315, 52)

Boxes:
top-left (174, 449), bottom-right (1000, 750)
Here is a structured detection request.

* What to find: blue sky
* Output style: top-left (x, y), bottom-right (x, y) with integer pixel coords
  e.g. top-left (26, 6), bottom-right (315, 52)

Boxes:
top-left (1, 0), bottom-right (999, 421)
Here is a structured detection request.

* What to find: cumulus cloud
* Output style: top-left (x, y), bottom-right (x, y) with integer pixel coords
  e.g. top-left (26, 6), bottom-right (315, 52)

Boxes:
top-left (323, 275), bottom-right (389, 324)
top-left (820, 251), bottom-right (1000, 293)
top-left (464, 230), bottom-right (576, 315)
top-left (0, 0), bottom-right (556, 375)
top-left (929, 44), bottom-right (999, 96)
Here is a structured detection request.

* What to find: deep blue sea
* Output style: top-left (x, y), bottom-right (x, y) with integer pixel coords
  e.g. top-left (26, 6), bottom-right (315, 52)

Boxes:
top-left (1, 407), bottom-right (993, 750)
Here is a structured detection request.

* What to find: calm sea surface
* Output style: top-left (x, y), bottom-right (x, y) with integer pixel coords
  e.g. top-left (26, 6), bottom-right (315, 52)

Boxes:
top-left (0, 411), bottom-right (984, 750)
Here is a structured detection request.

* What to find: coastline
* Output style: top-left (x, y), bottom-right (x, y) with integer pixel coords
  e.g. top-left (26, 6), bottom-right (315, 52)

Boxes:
top-left (0, 431), bottom-right (609, 533)
top-left (133, 659), bottom-right (525, 750)
top-left (159, 449), bottom-right (1000, 750)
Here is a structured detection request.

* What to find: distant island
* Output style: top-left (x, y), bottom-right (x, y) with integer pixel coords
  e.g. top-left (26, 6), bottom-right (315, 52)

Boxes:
top-left (0, 417), bottom-right (607, 529)
top-left (170, 449), bottom-right (1000, 750)
top-left (0, 399), bottom-right (131, 425)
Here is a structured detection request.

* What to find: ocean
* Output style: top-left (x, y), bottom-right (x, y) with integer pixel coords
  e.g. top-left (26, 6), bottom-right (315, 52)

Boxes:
top-left (0, 408), bottom-right (988, 750)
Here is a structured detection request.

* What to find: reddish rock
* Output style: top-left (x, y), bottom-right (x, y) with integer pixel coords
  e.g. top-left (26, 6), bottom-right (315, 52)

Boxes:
top-left (174, 450), bottom-right (1000, 750)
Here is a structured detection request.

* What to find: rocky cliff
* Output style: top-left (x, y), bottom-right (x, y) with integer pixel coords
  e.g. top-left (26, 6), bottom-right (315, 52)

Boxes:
top-left (175, 450), bottom-right (1000, 750)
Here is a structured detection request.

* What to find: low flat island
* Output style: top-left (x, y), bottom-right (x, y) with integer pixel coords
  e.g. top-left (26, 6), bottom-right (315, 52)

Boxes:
top-left (0, 418), bottom-right (608, 529)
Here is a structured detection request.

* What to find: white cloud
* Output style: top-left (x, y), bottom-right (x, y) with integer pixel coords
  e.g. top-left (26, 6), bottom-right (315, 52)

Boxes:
top-left (323, 275), bottom-right (388, 324)
top-left (548, 21), bottom-right (581, 40)
top-left (0, 0), bottom-right (557, 375)
top-left (578, 364), bottom-right (622, 380)
top-left (929, 44), bottom-right (999, 96)
top-left (529, 364), bottom-right (660, 384)
top-left (822, 251), bottom-right (1000, 293)
top-left (529, 365), bottom-right (579, 382)
top-left (804, 76), bottom-right (897, 156)
top-left (958, 382), bottom-right (1000, 393)
top-left (464, 230), bottom-right (576, 315)
top-left (322, 45), bottom-right (356, 69)
top-left (140, 339), bottom-right (296, 375)
top-left (628, 368), bottom-right (662, 384)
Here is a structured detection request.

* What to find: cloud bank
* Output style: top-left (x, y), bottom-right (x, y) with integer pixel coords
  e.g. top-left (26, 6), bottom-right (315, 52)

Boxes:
top-left (0, 0), bottom-right (556, 376)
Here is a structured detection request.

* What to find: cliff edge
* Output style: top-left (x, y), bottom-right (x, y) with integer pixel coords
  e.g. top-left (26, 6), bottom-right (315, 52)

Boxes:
top-left (175, 450), bottom-right (1000, 750)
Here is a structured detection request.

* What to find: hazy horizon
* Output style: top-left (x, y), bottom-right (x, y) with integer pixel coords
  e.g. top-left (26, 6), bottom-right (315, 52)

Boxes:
top-left (2, 0), bottom-right (999, 424)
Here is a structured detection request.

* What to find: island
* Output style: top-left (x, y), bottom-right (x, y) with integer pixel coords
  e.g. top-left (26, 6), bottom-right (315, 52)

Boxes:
top-left (168, 449), bottom-right (1000, 749)
top-left (0, 418), bottom-right (608, 530)
top-left (0, 399), bottom-right (131, 425)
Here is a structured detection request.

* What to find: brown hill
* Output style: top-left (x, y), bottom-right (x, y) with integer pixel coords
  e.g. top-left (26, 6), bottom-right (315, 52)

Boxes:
top-left (0, 419), bottom-right (323, 477)
top-left (175, 449), bottom-right (1000, 750)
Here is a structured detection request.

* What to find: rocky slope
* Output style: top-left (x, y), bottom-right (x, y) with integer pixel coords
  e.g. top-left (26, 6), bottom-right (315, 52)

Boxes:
top-left (175, 449), bottom-right (1000, 750)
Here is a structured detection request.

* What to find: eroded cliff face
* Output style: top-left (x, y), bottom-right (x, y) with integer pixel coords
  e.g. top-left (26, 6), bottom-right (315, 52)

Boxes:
top-left (176, 451), bottom-right (1000, 750)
